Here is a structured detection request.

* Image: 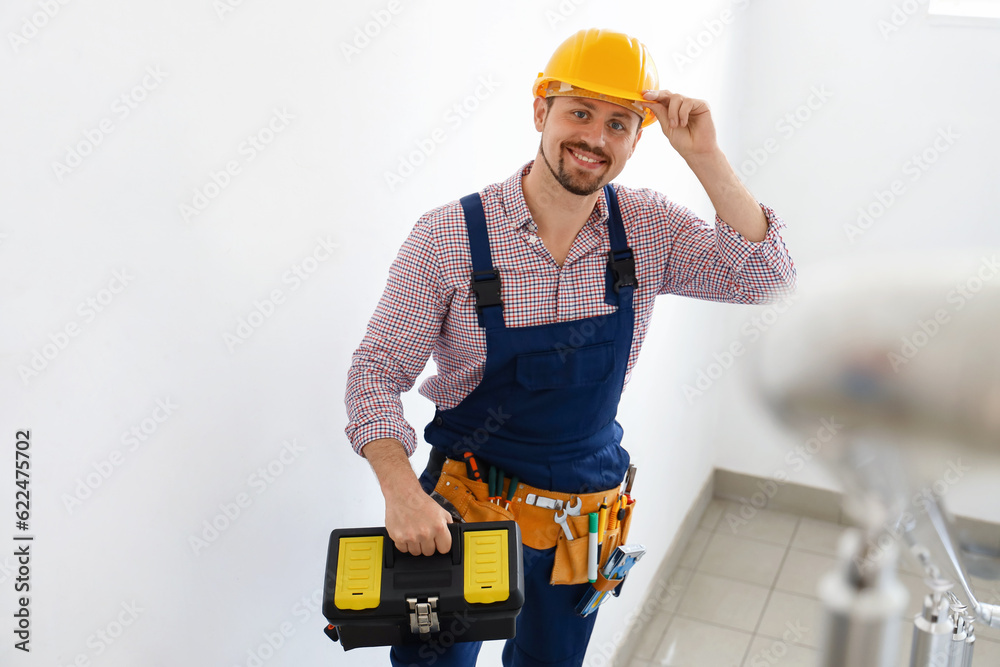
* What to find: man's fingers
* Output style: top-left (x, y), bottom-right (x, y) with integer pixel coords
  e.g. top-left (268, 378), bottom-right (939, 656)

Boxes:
top-left (421, 538), bottom-right (437, 557)
top-left (643, 88), bottom-right (674, 101)
top-left (389, 508), bottom-right (453, 556)
top-left (642, 90), bottom-right (710, 130)
top-left (679, 98), bottom-right (695, 127)
top-left (436, 526), bottom-right (453, 554)
top-left (666, 94), bottom-right (680, 127)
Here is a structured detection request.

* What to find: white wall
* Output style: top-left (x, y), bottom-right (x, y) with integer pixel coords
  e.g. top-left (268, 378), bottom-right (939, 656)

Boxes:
top-left (0, 1), bottom-right (733, 666)
top-left (709, 0), bottom-right (1000, 522)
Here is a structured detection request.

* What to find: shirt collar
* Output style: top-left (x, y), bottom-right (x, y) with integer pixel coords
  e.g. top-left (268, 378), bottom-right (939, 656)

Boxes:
top-left (499, 160), bottom-right (610, 233)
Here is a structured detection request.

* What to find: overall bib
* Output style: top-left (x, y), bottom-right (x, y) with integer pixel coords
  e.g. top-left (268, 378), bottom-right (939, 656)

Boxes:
top-left (390, 185), bottom-right (636, 667)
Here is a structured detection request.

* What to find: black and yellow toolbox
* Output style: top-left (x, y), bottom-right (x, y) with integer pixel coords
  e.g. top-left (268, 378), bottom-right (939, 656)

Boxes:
top-left (322, 520), bottom-right (524, 650)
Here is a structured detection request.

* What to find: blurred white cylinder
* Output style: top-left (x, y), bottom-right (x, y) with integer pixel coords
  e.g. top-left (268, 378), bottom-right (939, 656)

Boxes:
top-left (817, 528), bottom-right (908, 667)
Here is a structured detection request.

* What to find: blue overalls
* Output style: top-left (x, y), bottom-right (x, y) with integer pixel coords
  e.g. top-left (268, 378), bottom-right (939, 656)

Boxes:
top-left (390, 184), bottom-right (636, 667)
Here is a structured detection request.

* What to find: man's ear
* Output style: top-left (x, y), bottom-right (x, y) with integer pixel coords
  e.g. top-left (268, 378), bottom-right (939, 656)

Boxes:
top-left (532, 96), bottom-right (548, 132)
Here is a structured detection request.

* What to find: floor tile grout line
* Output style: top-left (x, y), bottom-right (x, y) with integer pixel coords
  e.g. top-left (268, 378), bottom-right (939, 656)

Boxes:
top-left (739, 514), bottom-right (802, 667)
top-left (676, 566), bottom-right (799, 595)
top-left (635, 502), bottom-right (718, 666)
top-left (638, 501), bottom-right (859, 665)
top-left (640, 500), bottom-right (1000, 665)
top-left (667, 611), bottom-right (758, 638)
top-left (711, 527), bottom-right (801, 550)
top-left (625, 501), bottom-right (739, 665)
top-left (647, 501), bottom-right (765, 665)
top-left (644, 521), bottom-right (718, 663)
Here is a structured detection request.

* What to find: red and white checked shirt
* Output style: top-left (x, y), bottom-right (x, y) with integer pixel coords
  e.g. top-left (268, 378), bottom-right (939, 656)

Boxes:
top-left (345, 161), bottom-right (796, 456)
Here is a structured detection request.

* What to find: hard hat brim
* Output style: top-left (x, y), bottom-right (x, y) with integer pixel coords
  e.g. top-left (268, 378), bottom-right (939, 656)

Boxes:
top-left (534, 77), bottom-right (657, 128)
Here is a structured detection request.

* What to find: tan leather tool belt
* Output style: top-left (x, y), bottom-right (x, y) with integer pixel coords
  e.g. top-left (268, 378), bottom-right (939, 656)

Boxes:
top-left (432, 458), bottom-right (635, 588)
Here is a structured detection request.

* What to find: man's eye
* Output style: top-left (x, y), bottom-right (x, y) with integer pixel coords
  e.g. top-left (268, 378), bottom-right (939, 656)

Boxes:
top-left (573, 110), bottom-right (587, 119)
top-left (610, 121), bottom-right (625, 131)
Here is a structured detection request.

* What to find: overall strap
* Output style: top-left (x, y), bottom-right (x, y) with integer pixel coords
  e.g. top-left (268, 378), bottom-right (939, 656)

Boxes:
top-left (459, 193), bottom-right (504, 329)
top-left (603, 184), bottom-right (637, 306)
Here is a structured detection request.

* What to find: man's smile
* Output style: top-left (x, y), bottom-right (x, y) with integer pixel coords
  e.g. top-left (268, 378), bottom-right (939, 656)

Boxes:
top-left (565, 145), bottom-right (607, 169)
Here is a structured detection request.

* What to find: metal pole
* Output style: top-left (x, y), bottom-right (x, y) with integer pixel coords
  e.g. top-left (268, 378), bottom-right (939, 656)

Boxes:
top-left (962, 623), bottom-right (975, 667)
top-left (818, 528), bottom-right (908, 667)
top-left (910, 591), bottom-right (954, 667)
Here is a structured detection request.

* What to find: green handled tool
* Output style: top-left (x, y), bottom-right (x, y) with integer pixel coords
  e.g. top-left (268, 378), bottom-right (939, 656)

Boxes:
top-left (504, 476), bottom-right (519, 510)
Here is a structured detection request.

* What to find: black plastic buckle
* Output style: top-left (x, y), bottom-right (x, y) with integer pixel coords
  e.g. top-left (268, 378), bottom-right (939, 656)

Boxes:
top-left (607, 250), bottom-right (637, 293)
top-left (470, 268), bottom-right (502, 312)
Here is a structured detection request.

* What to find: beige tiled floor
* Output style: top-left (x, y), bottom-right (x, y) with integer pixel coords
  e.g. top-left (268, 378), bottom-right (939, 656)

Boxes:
top-left (624, 498), bottom-right (1000, 667)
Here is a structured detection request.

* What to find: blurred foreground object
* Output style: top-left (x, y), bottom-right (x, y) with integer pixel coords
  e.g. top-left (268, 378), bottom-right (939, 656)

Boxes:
top-left (750, 255), bottom-right (1000, 666)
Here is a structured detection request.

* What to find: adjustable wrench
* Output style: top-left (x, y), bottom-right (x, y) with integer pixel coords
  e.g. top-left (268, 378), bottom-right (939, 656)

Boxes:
top-left (554, 508), bottom-right (575, 541)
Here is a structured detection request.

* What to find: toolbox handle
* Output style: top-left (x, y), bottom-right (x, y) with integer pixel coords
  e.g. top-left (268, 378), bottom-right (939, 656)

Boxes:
top-left (384, 523), bottom-right (465, 567)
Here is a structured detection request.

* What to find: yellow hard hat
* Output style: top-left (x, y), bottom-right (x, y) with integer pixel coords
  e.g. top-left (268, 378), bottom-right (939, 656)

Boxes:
top-left (533, 28), bottom-right (659, 128)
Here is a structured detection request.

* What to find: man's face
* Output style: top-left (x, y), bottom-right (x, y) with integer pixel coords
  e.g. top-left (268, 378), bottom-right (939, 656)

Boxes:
top-left (533, 95), bottom-right (643, 196)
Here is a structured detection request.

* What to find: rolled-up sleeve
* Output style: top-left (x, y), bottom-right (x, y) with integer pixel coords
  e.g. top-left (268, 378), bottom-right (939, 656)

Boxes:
top-left (344, 218), bottom-right (448, 457)
top-left (659, 198), bottom-right (796, 303)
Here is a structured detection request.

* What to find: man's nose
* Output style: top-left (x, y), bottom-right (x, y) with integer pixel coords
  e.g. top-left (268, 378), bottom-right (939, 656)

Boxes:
top-left (579, 122), bottom-right (607, 150)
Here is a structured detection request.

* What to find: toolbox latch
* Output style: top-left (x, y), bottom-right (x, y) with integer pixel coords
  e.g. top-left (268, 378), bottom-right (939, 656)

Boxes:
top-left (407, 596), bottom-right (441, 635)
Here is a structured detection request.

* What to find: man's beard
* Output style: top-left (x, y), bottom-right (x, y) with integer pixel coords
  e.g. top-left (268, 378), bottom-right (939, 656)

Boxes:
top-left (539, 141), bottom-right (608, 196)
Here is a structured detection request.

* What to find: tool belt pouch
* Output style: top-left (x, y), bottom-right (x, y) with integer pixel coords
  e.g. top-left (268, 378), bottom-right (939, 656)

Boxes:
top-left (432, 470), bottom-right (515, 524)
top-left (550, 500), bottom-right (635, 587)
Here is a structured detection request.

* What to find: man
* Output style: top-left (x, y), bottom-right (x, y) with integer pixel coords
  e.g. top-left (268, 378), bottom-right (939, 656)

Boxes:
top-left (345, 28), bottom-right (796, 667)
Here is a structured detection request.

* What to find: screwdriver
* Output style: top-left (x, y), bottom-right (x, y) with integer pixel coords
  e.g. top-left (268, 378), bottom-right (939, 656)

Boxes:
top-left (504, 475), bottom-right (519, 510)
top-left (488, 466), bottom-right (498, 504)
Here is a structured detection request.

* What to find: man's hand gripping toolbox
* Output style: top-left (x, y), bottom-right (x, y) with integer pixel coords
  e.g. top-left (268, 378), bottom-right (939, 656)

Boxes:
top-left (321, 521), bottom-right (524, 651)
